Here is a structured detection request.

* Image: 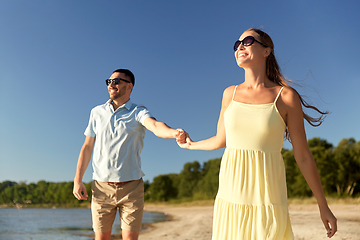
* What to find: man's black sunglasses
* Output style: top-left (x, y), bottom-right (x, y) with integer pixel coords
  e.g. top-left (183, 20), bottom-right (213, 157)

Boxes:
top-left (105, 78), bottom-right (131, 86)
top-left (233, 36), bottom-right (268, 51)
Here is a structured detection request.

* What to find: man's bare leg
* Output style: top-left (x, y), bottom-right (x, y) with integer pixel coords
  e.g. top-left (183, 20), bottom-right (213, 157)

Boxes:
top-left (95, 231), bottom-right (111, 240)
top-left (122, 229), bottom-right (140, 240)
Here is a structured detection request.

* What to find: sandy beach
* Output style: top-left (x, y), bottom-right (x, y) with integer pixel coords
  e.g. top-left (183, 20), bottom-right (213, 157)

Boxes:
top-left (140, 202), bottom-right (360, 240)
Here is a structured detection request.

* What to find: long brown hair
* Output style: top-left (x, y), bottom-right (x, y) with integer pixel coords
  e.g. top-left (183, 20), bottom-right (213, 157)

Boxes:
top-left (247, 28), bottom-right (329, 139)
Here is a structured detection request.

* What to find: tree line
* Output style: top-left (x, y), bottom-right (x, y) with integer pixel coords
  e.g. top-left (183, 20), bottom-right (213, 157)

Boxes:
top-left (0, 181), bottom-right (92, 206)
top-left (1, 137), bottom-right (359, 206)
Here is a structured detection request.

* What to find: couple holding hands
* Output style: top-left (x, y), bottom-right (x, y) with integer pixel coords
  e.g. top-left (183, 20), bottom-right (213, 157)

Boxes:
top-left (73, 28), bottom-right (337, 240)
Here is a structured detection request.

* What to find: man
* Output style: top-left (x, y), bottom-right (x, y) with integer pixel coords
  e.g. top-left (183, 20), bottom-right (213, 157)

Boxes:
top-left (73, 69), bottom-right (186, 240)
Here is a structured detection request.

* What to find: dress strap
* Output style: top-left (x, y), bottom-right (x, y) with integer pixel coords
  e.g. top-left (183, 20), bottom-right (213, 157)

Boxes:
top-left (232, 85), bottom-right (238, 101)
top-left (274, 86), bottom-right (284, 103)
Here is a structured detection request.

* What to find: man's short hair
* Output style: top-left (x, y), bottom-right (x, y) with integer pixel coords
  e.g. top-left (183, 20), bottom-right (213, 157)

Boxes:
top-left (113, 69), bottom-right (135, 86)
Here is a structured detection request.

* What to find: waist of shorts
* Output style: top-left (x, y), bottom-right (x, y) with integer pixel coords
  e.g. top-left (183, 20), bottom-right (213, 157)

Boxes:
top-left (106, 180), bottom-right (135, 186)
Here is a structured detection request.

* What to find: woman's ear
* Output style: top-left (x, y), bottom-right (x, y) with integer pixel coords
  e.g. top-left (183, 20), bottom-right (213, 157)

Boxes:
top-left (264, 48), bottom-right (271, 58)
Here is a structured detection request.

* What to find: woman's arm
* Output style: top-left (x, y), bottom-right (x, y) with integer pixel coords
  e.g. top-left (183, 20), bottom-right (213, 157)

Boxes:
top-left (283, 87), bottom-right (337, 238)
top-left (178, 86), bottom-right (234, 151)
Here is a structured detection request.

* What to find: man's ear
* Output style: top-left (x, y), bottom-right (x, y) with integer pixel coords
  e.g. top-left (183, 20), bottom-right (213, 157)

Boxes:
top-left (128, 83), bottom-right (134, 92)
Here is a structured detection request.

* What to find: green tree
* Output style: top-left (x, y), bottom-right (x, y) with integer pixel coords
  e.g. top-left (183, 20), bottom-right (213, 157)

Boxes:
top-left (148, 174), bottom-right (177, 201)
top-left (333, 138), bottom-right (360, 196)
top-left (178, 161), bottom-right (201, 198)
top-left (13, 182), bottom-right (28, 204)
top-left (194, 158), bottom-right (221, 199)
top-left (308, 138), bottom-right (336, 195)
top-left (45, 182), bottom-right (59, 203)
top-left (0, 181), bottom-right (16, 193)
top-left (282, 148), bottom-right (298, 197)
top-left (25, 183), bottom-right (37, 203)
top-left (0, 180), bottom-right (94, 205)
top-left (0, 185), bottom-right (15, 204)
top-left (62, 182), bottom-right (75, 204)
top-left (35, 180), bottom-right (48, 203)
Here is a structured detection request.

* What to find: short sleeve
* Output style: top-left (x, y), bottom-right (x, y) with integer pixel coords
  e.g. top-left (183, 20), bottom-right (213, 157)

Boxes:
top-left (136, 106), bottom-right (153, 125)
top-left (84, 109), bottom-right (96, 137)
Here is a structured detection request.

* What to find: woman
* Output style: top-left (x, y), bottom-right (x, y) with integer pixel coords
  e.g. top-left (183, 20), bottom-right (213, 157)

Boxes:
top-left (178, 28), bottom-right (337, 239)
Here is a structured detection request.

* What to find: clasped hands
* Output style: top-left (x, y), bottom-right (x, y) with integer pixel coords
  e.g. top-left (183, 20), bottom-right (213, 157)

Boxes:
top-left (175, 129), bottom-right (192, 149)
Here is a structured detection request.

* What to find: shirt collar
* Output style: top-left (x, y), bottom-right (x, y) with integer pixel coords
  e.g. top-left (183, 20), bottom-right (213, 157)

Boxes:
top-left (106, 99), bottom-right (133, 111)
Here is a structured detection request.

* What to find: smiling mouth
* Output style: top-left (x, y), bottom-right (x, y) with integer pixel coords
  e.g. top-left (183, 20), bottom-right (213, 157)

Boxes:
top-left (109, 88), bottom-right (118, 93)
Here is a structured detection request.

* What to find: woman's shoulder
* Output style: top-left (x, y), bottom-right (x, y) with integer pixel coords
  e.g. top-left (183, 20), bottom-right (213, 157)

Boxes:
top-left (223, 85), bottom-right (237, 95)
top-left (221, 85), bottom-right (237, 106)
top-left (223, 85), bottom-right (240, 100)
top-left (280, 86), bottom-right (301, 107)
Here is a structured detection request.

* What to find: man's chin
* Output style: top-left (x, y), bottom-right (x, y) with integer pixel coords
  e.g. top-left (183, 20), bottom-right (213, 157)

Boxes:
top-left (109, 94), bottom-right (119, 100)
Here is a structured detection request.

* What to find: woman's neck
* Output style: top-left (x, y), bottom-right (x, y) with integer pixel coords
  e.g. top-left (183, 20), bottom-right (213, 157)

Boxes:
top-left (243, 68), bottom-right (271, 89)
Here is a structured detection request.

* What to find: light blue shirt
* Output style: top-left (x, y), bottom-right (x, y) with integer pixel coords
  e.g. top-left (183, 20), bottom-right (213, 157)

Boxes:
top-left (84, 99), bottom-right (153, 182)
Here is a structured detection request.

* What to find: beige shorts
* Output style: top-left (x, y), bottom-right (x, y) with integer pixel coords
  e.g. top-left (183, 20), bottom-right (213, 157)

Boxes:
top-left (91, 179), bottom-right (144, 233)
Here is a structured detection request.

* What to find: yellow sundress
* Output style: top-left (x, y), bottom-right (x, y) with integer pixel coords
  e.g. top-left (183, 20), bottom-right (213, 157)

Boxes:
top-left (212, 86), bottom-right (294, 240)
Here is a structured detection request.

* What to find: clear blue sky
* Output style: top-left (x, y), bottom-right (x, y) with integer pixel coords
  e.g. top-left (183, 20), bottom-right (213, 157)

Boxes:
top-left (1, 1), bottom-right (359, 184)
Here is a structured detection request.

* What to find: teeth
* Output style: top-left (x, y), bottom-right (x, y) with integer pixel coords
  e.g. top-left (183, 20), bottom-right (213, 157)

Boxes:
top-left (239, 54), bottom-right (245, 57)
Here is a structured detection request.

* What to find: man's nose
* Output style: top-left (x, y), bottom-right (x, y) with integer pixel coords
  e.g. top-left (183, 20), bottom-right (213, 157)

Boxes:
top-left (108, 80), bottom-right (116, 86)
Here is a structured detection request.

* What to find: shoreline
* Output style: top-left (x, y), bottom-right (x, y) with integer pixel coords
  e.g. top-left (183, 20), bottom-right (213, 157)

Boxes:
top-left (2, 201), bottom-right (359, 239)
top-left (140, 203), bottom-right (360, 240)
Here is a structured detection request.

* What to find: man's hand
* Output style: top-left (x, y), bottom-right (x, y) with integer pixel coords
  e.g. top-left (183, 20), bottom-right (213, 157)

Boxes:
top-left (176, 129), bottom-right (193, 149)
top-left (175, 129), bottom-right (187, 144)
top-left (73, 181), bottom-right (88, 200)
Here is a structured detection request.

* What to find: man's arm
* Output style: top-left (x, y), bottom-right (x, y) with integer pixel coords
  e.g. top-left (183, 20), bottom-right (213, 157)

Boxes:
top-left (143, 117), bottom-right (183, 139)
top-left (73, 136), bottom-right (95, 200)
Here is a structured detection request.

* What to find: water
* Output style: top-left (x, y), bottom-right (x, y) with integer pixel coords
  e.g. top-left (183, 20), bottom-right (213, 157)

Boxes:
top-left (0, 208), bottom-right (167, 240)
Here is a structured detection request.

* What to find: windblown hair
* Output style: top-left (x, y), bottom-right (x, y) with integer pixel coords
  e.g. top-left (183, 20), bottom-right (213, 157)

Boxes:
top-left (247, 28), bottom-right (329, 139)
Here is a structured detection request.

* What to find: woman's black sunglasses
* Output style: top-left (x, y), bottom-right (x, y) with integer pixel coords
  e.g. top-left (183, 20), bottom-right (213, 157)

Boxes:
top-left (105, 78), bottom-right (131, 86)
top-left (233, 36), bottom-right (268, 51)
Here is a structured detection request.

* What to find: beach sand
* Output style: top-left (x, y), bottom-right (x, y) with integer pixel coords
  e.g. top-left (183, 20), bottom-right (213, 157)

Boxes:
top-left (139, 203), bottom-right (360, 240)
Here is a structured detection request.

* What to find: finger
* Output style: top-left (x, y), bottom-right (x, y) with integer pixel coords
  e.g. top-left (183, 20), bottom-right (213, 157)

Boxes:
top-left (327, 228), bottom-right (335, 238)
top-left (322, 218), bottom-right (331, 235)
top-left (74, 193), bottom-right (81, 200)
top-left (323, 220), bottom-right (334, 238)
top-left (176, 129), bottom-right (184, 137)
top-left (179, 132), bottom-right (186, 140)
top-left (177, 139), bottom-right (186, 144)
top-left (74, 189), bottom-right (86, 200)
top-left (323, 219), bottom-right (330, 231)
top-left (77, 194), bottom-right (87, 200)
top-left (328, 220), bottom-right (337, 238)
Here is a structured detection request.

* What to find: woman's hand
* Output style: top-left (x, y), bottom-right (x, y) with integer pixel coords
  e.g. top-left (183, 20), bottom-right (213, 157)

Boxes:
top-left (319, 205), bottom-right (337, 238)
top-left (176, 131), bottom-right (193, 149)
